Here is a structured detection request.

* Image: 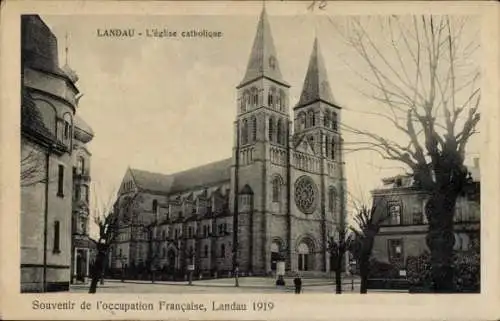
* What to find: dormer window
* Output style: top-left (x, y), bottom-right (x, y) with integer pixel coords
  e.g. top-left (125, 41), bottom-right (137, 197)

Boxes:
top-left (62, 113), bottom-right (72, 145)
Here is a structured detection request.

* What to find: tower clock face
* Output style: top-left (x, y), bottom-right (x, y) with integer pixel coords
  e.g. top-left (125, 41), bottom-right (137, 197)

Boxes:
top-left (294, 176), bottom-right (318, 214)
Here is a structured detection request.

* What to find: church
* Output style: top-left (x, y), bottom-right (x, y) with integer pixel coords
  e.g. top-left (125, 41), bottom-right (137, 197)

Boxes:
top-left (111, 8), bottom-right (345, 278)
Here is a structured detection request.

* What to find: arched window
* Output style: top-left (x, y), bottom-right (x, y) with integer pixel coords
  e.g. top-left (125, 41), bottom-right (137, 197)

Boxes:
top-left (77, 156), bottom-right (85, 175)
top-left (307, 110), bottom-right (315, 128)
top-left (325, 136), bottom-right (331, 158)
top-left (152, 200), bottom-right (158, 213)
top-left (328, 187), bottom-right (337, 213)
top-left (268, 87), bottom-right (275, 108)
top-left (272, 176), bottom-right (282, 203)
top-left (297, 242), bottom-right (310, 271)
top-left (251, 116), bottom-right (257, 142)
top-left (204, 245), bottom-right (209, 257)
top-left (331, 139), bottom-right (336, 160)
top-left (268, 117), bottom-right (275, 142)
top-left (298, 112), bottom-right (306, 131)
top-left (240, 94), bottom-right (246, 113)
top-left (277, 119), bottom-right (283, 145)
top-left (220, 244), bottom-right (226, 258)
top-left (388, 201), bottom-right (402, 225)
top-left (245, 92), bottom-right (251, 108)
top-left (332, 112), bottom-right (338, 130)
top-left (324, 110), bottom-right (331, 127)
top-left (251, 87), bottom-right (258, 106)
top-left (63, 113), bottom-right (72, 139)
top-left (279, 89), bottom-right (286, 112)
top-left (162, 230), bottom-right (166, 240)
top-left (241, 119), bottom-right (248, 145)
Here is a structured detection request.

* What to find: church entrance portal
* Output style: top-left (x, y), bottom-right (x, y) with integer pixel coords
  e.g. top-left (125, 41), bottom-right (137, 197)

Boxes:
top-left (271, 241), bottom-right (282, 271)
top-left (297, 242), bottom-right (311, 271)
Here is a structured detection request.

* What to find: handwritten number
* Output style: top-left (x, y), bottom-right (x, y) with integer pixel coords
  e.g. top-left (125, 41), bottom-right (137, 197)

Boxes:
top-left (308, 0), bottom-right (327, 11)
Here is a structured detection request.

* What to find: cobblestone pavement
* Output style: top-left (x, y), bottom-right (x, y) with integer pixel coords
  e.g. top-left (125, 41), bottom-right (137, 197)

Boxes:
top-left (70, 277), bottom-right (362, 294)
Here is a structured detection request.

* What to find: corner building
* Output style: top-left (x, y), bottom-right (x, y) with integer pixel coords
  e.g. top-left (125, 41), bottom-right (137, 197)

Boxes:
top-left (20, 15), bottom-right (94, 291)
top-left (112, 9), bottom-right (345, 277)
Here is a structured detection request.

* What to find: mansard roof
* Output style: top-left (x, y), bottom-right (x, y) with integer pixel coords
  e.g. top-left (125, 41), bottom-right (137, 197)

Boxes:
top-left (130, 158), bottom-right (232, 195)
top-left (295, 37), bottom-right (339, 109)
top-left (238, 7), bottom-right (289, 88)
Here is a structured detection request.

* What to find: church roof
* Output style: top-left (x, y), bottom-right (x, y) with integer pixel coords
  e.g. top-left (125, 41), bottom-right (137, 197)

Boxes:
top-left (130, 158), bottom-right (232, 195)
top-left (295, 37), bottom-right (338, 109)
top-left (238, 7), bottom-right (289, 88)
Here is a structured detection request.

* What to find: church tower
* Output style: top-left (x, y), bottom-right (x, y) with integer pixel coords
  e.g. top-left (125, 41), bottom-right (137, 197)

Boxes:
top-left (231, 7), bottom-right (291, 274)
top-left (290, 37), bottom-right (343, 273)
top-left (294, 37), bottom-right (341, 161)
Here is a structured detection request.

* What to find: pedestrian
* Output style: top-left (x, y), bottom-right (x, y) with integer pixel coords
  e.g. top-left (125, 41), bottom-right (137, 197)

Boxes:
top-left (293, 273), bottom-right (302, 294)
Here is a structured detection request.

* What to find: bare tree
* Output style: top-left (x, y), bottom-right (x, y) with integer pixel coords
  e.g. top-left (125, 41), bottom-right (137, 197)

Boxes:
top-left (333, 16), bottom-right (480, 292)
top-left (88, 187), bottom-right (120, 293)
top-left (327, 225), bottom-right (351, 294)
top-left (349, 204), bottom-right (390, 294)
top-left (21, 148), bottom-right (45, 187)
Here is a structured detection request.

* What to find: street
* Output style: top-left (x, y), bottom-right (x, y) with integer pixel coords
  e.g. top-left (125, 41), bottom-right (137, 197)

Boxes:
top-left (71, 276), bottom-right (363, 294)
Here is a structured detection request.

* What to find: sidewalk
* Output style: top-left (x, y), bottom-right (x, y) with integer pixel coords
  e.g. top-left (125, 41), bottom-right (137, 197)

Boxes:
top-left (102, 276), bottom-right (359, 289)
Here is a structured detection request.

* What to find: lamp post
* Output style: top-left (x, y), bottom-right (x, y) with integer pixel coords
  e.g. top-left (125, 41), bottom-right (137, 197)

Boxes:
top-left (187, 248), bottom-right (195, 285)
top-left (118, 254), bottom-right (127, 282)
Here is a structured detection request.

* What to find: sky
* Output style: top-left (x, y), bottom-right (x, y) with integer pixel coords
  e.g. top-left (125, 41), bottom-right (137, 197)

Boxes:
top-left (41, 3), bottom-right (481, 215)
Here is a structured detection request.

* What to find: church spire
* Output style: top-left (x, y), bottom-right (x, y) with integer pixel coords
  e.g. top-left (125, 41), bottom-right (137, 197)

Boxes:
top-left (296, 37), bottom-right (337, 108)
top-left (238, 7), bottom-right (289, 88)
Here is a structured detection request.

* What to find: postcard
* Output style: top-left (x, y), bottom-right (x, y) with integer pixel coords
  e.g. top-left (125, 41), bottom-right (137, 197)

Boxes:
top-left (1, 0), bottom-right (499, 320)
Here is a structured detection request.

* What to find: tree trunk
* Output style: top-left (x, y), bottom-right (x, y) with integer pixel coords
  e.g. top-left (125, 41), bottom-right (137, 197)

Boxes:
top-left (335, 243), bottom-right (345, 294)
top-left (425, 191), bottom-right (457, 293)
top-left (359, 253), bottom-right (369, 294)
top-left (335, 268), bottom-right (342, 294)
top-left (359, 231), bottom-right (376, 294)
top-left (89, 247), bottom-right (107, 294)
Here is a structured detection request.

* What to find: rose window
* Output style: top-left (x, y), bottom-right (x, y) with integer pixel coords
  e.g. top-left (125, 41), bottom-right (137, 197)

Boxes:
top-left (294, 176), bottom-right (318, 214)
